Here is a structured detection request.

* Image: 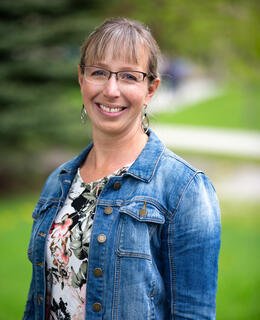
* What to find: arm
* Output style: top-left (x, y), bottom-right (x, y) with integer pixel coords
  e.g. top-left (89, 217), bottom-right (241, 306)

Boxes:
top-left (167, 172), bottom-right (221, 319)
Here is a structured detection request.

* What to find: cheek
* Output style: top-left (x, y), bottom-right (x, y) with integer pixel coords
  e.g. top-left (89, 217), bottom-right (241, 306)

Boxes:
top-left (124, 87), bottom-right (148, 105)
top-left (81, 85), bottom-right (98, 101)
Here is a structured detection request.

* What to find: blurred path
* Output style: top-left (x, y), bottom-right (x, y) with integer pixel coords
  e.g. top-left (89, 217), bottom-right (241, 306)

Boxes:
top-left (152, 124), bottom-right (260, 159)
top-left (180, 154), bottom-right (260, 203)
top-left (150, 76), bottom-right (260, 159)
top-left (152, 124), bottom-right (260, 202)
top-left (215, 164), bottom-right (260, 203)
top-left (150, 77), bottom-right (219, 113)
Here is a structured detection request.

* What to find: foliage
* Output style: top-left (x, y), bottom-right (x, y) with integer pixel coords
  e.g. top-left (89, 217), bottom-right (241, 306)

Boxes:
top-left (0, 0), bottom-right (105, 152)
top-left (0, 193), bottom-right (259, 319)
top-left (1, 0), bottom-right (260, 189)
top-left (105, 0), bottom-right (260, 78)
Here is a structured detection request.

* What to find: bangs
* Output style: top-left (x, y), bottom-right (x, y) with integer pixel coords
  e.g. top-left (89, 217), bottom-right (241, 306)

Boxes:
top-left (80, 18), bottom-right (160, 79)
top-left (84, 26), bottom-right (148, 66)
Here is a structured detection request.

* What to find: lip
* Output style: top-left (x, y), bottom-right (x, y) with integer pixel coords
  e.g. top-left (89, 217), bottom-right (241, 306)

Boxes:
top-left (95, 103), bottom-right (127, 117)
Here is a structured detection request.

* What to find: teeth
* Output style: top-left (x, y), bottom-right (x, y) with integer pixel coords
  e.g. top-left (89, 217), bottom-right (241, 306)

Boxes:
top-left (99, 104), bottom-right (124, 113)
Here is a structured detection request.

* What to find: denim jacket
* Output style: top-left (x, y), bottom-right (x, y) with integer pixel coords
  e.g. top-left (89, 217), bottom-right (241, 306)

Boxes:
top-left (23, 129), bottom-right (221, 320)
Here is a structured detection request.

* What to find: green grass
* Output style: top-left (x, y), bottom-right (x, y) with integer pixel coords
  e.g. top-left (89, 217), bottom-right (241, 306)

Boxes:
top-left (0, 194), bottom-right (259, 319)
top-left (0, 194), bottom-right (37, 320)
top-left (216, 201), bottom-right (260, 320)
top-left (154, 83), bottom-right (260, 131)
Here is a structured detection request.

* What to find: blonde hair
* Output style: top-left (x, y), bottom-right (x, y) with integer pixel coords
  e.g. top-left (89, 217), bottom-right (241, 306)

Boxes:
top-left (79, 18), bottom-right (161, 81)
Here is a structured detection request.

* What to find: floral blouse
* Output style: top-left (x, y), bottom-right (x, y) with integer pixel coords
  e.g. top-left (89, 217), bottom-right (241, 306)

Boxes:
top-left (45, 166), bottom-right (129, 320)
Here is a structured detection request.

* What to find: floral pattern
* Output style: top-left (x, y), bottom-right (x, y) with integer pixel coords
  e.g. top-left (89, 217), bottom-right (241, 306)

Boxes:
top-left (45, 165), bottom-right (129, 320)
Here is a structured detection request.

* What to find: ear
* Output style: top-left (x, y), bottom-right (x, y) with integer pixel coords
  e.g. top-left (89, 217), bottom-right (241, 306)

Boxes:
top-left (78, 65), bottom-right (84, 87)
top-left (144, 78), bottom-right (160, 105)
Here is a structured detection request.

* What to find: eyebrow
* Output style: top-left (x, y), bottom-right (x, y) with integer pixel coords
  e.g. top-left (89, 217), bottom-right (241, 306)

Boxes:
top-left (91, 62), bottom-right (143, 72)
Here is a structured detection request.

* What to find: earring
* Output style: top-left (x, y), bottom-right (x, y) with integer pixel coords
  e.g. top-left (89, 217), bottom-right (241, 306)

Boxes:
top-left (81, 104), bottom-right (87, 124)
top-left (142, 105), bottom-right (149, 133)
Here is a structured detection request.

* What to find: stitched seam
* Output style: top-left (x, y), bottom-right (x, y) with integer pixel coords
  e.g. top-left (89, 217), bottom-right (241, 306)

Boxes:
top-left (174, 171), bottom-right (201, 214)
top-left (32, 202), bottom-right (55, 220)
top-left (112, 256), bottom-right (121, 320)
top-left (32, 209), bottom-right (51, 319)
top-left (102, 209), bottom-right (119, 313)
top-left (148, 146), bottom-right (165, 182)
top-left (112, 216), bottom-right (123, 320)
top-left (164, 148), bottom-right (202, 173)
top-left (98, 198), bottom-right (171, 218)
top-left (97, 200), bottom-right (122, 206)
top-left (149, 281), bottom-right (155, 320)
top-left (116, 249), bottom-right (152, 261)
top-left (120, 208), bottom-right (164, 224)
top-left (84, 202), bottom-right (98, 314)
top-left (125, 145), bottom-right (164, 182)
top-left (168, 221), bottom-right (176, 319)
top-left (124, 196), bottom-right (171, 217)
top-left (126, 172), bottom-right (147, 182)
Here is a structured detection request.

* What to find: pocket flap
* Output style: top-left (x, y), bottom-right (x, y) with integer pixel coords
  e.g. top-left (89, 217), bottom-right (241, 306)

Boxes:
top-left (119, 201), bottom-right (165, 224)
top-left (31, 199), bottom-right (55, 220)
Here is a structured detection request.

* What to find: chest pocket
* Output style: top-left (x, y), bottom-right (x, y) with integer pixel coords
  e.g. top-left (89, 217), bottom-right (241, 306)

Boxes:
top-left (27, 199), bottom-right (58, 262)
top-left (32, 199), bottom-right (51, 220)
top-left (117, 201), bottom-right (165, 260)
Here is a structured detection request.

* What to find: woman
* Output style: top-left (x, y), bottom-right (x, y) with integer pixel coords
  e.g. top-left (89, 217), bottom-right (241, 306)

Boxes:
top-left (24, 18), bottom-right (221, 320)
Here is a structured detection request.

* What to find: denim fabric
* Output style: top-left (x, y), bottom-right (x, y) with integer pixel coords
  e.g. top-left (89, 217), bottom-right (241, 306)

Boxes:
top-left (23, 129), bottom-right (221, 320)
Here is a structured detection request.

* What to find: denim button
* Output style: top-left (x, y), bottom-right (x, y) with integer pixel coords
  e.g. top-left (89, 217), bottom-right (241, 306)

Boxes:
top-left (113, 181), bottom-right (121, 190)
top-left (104, 206), bottom-right (113, 215)
top-left (97, 234), bottom-right (106, 243)
top-left (139, 208), bottom-right (147, 216)
top-left (93, 268), bottom-right (103, 277)
top-left (139, 201), bottom-right (147, 216)
top-left (37, 296), bottom-right (43, 305)
top-left (93, 302), bottom-right (102, 312)
top-left (38, 232), bottom-right (46, 238)
top-left (35, 262), bottom-right (43, 267)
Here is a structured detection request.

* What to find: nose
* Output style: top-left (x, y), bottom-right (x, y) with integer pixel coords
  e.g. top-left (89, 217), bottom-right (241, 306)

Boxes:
top-left (102, 74), bottom-right (120, 98)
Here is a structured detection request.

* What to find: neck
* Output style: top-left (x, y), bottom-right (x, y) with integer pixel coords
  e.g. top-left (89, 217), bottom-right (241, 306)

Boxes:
top-left (81, 125), bottom-right (148, 182)
top-left (92, 125), bottom-right (148, 168)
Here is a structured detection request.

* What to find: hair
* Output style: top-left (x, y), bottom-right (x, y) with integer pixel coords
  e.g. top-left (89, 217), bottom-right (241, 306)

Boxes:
top-left (79, 18), bottom-right (161, 82)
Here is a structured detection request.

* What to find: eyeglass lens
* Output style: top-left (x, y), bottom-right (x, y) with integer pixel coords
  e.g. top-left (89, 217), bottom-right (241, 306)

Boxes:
top-left (84, 67), bottom-right (145, 85)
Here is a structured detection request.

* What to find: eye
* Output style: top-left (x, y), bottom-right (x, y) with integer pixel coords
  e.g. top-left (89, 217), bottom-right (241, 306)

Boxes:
top-left (120, 72), bottom-right (138, 82)
top-left (91, 69), bottom-right (107, 77)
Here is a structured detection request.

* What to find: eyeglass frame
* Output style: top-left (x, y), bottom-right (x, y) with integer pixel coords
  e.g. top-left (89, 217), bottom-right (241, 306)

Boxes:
top-left (80, 65), bottom-right (155, 84)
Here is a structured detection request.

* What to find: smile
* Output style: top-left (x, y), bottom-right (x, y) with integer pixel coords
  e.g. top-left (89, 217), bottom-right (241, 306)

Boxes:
top-left (97, 103), bottom-right (126, 113)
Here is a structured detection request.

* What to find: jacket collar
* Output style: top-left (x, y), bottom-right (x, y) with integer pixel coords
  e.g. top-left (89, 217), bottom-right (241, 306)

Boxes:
top-left (127, 129), bottom-right (165, 182)
top-left (60, 142), bottom-right (93, 175)
top-left (60, 129), bottom-right (165, 182)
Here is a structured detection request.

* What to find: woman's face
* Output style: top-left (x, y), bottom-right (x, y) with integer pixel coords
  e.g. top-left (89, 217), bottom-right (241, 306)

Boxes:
top-left (78, 46), bottom-right (159, 138)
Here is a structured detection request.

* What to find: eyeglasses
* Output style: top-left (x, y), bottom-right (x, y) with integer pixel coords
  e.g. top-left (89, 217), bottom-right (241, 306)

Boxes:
top-left (81, 65), bottom-right (151, 86)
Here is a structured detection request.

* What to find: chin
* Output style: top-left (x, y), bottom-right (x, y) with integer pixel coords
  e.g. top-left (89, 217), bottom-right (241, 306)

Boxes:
top-left (96, 122), bottom-right (139, 137)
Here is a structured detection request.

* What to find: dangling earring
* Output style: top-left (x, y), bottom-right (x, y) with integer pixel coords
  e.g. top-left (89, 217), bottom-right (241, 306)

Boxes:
top-left (81, 104), bottom-right (87, 124)
top-left (142, 104), bottom-right (149, 133)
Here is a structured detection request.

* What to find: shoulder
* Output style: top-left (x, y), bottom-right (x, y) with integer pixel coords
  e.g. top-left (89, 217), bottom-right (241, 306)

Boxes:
top-left (157, 146), bottom-right (204, 192)
top-left (154, 146), bottom-right (218, 214)
top-left (162, 149), bottom-right (219, 222)
top-left (161, 147), bottom-right (200, 175)
top-left (39, 143), bottom-right (93, 200)
top-left (37, 161), bottom-right (73, 201)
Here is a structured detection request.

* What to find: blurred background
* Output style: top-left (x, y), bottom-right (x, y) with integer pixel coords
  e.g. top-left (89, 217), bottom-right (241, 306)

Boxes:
top-left (0, 0), bottom-right (259, 319)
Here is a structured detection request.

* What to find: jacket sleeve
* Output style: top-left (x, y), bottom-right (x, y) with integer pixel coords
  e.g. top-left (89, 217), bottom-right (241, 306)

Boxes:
top-left (166, 172), bottom-right (221, 320)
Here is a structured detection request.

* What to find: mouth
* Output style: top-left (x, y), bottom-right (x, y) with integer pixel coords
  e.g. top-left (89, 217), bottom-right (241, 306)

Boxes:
top-left (96, 103), bottom-right (127, 114)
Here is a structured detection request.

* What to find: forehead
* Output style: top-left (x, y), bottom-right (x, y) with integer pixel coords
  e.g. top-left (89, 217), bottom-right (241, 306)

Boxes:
top-left (85, 39), bottom-right (149, 71)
